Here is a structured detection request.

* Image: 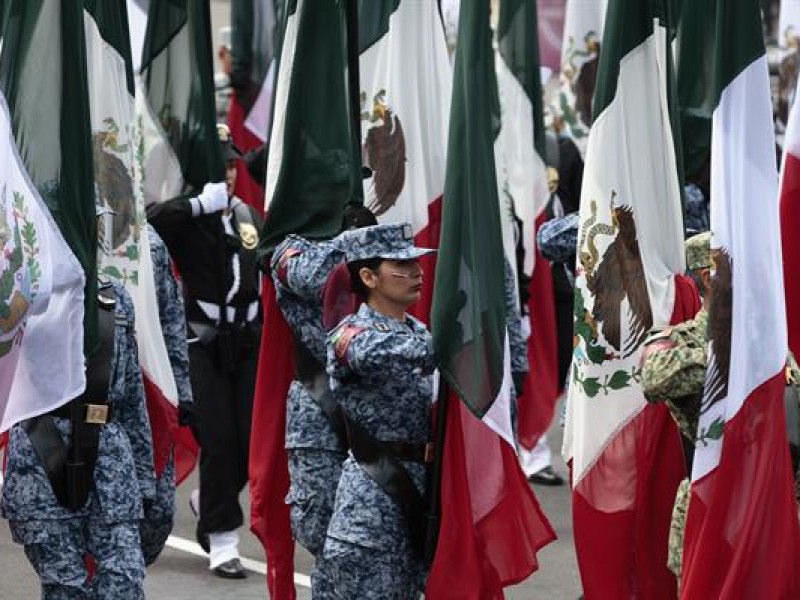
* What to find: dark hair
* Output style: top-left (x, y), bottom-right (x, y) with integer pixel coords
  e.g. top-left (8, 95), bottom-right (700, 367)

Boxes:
top-left (347, 257), bottom-right (384, 300)
top-left (342, 204), bottom-right (378, 230)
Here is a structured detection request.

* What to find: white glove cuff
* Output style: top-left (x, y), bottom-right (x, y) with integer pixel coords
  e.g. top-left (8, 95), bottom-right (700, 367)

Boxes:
top-left (190, 197), bottom-right (204, 217)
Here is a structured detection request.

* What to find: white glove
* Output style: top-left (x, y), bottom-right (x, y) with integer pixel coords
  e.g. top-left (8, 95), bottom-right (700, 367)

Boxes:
top-left (190, 182), bottom-right (228, 216)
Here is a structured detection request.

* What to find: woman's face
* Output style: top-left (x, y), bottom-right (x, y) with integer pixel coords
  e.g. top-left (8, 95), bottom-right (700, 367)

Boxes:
top-left (360, 259), bottom-right (423, 309)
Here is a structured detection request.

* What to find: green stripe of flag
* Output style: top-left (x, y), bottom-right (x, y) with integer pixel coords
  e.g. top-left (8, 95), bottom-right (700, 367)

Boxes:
top-left (140, 0), bottom-right (223, 196)
top-left (260, 0), bottom-right (362, 254)
top-left (676, 0), bottom-right (765, 176)
top-left (83, 0), bottom-right (135, 95)
top-left (497, 0), bottom-right (547, 157)
top-left (432, 0), bottom-right (506, 418)
top-left (357, 0), bottom-right (400, 53)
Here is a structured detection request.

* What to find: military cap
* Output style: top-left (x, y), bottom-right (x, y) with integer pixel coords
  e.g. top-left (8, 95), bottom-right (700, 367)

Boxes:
top-left (685, 231), bottom-right (712, 271)
top-left (217, 123), bottom-right (243, 161)
top-left (341, 223), bottom-right (436, 263)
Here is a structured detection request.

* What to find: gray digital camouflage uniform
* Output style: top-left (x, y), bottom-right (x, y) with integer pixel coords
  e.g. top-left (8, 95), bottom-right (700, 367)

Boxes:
top-left (320, 302), bottom-right (436, 600)
top-left (2, 282), bottom-right (155, 599)
top-left (505, 257), bottom-right (528, 433)
top-left (271, 234), bottom-right (348, 595)
top-left (139, 225), bottom-right (192, 566)
top-left (537, 212), bottom-right (579, 264)
top-left (505, 258), bottom-right (529, 377)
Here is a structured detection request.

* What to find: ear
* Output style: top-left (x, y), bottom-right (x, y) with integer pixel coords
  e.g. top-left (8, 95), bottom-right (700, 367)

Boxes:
top-left (701, 268), bottom-right (712, 291)
top-left (359, 266), bottom-right (378, 290)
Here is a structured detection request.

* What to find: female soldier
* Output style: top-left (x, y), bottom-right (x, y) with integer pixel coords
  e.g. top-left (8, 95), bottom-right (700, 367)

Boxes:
top-left (321, 223), bottom-right (436, 599)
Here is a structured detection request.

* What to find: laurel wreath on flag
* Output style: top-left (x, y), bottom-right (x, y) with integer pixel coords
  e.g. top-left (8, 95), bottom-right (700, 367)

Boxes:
top-left (572, 288), bottom-right (639, 398)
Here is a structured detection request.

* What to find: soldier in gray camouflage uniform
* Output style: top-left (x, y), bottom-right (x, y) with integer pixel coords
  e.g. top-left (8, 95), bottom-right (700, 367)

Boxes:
top-left (271, 233), bottom-right (348, 595)
top-left (139, 224), bottom-right (193, 566)
top-left (320, 223), bottom-right (436, 600)
top-left (505, 257), bottom-right (529, 431)
top-left (1, 282), bottom-right (155, 599)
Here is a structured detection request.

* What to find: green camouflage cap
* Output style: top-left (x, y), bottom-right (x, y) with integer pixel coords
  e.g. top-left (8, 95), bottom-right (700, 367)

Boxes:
top-left (685, 231), bottom-right (712, 271)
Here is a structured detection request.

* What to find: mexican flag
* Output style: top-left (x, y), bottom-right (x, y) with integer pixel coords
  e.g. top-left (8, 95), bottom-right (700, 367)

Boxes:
top-left (681, 1), bottom-right (800, 596)
top-left (137, 0), bottom-right (224, 205)
top-left (357, 0), bottom-right (451, 322)
top-left (250, 1), bottom-right (360, 597)
top-left (494, 0), bottom-right (560, 454)
top-left (557, 0), bottom-right (607, 150)
top-left (562, 0), bottom-right (692, 596)
top-left (0, 0), bottom-right (93, 431)
top-left (427, 1), bottom-right (555, 597)
top-left (783, 64), bottom-right (800, 362)
top-left (82, 0), bottom-right (181, 477)
top-left (136, 0), bottom-right (222, 484)
top-left (227, 0), bottom-right (278, 211)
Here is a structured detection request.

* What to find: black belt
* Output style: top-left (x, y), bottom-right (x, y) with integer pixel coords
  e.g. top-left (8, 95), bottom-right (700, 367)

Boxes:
top-left (383, 441), bottom-right (434, 465)
top-left (50, 398), bottom-right (114, 424)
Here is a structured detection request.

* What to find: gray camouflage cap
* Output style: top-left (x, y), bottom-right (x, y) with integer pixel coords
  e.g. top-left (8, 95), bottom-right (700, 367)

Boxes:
top-left (343, 223), bottom-right (436, 263)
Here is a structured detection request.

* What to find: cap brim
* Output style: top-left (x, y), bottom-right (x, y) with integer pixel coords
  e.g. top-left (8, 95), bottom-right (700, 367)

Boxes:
top-left (378, 247), bottom-right (437, 260)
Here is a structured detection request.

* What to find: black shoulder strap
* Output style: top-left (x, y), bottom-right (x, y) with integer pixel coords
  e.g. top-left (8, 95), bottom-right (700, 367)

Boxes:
top-left (343, 411), bottom-right (428, 563)
top-left (293, 342), bottom-right (348, 449)
top-left (231, 202), bottom-right (259, 323)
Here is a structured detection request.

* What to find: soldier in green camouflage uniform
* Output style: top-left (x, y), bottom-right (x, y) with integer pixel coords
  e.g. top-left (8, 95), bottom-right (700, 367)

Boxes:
top-left (640, 232), bottom-right (711, 582)
top-left (641, 232), bottom-right (800, 583)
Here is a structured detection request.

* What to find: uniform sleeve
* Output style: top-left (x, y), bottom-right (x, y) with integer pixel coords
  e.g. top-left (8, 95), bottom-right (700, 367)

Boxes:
top-left (640, 330), bottom-right (707, 404)
top-left (146, 198), bottom-right (193, 246)
top-left (272, 237), bottom-right (342, 301)
top-left (504, 259), bottom-right (528, 374)
top-left (113, 287), bottom-right (156, 501)
top-left (148, 226), bottom-right (192, 405)
top-left (328, 324), bottom-right (435, 380)
top-left (537, 212), bottom-right (579, 263)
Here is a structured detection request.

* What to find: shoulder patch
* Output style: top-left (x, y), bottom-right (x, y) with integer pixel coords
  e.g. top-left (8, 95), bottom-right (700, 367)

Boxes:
top-left (640, 337), bottom-right (677, 364)
top-left (276, 247), bottom-right (303, 285)
top-left (332, 324), bottom-right (366, 365)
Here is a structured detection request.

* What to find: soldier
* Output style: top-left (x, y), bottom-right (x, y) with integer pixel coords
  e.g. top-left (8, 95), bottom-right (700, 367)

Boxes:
top-left (505, 256), bottom-right (529, 432)
top-left (147, 124), bottom-right (263, 578)
top-left (321, 223), bottom-right (436, 599)
top-left (138, 224), bottom-right (193, 566)
top-left (1, 205), bottom-right (155, 597)
top-left (643, 232), bottom-right (800, 582)
top-left (639, 232), bottom-right (711, 582)
top-left (270, 204), bottom-right (376, 595)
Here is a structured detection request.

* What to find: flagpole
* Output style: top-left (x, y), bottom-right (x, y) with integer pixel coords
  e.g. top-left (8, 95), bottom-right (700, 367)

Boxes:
top-left (425, 376), bottom-right (449, 565)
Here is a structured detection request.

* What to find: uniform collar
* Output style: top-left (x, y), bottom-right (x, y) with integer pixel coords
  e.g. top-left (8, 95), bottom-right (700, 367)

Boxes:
top-left (358, 302), bottom-right (420, 332)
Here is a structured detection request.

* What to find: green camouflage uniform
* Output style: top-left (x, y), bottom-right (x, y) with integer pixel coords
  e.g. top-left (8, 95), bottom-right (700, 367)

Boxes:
top-left (640, 308), bottom-right (708, 580)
